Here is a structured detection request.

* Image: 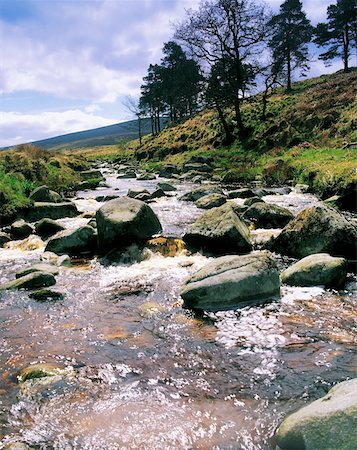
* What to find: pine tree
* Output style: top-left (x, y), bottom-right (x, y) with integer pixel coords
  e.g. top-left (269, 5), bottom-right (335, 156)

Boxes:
top-left (314, 0), bottom-right (357, 73)
top-left (269, 0), bottom-right (313, 91)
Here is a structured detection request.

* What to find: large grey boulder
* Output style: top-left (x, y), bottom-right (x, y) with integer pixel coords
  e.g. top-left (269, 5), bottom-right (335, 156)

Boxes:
top-left (195, 193), bottom-right (227, 209)
top-left (0, 271), bottom-right (56, 291)
top-left (157, 182), bottom-right (177, 192)
top-left (10, 219), bottom-right (33, 239)
top-left (159, 164), bottom-right (179, 177)
top-left (275, 378), bottom-right (357, 450)
top-left (45, 225), bottom-right (97, 256)
top-left (96, 197), bottom-right (162, 254)
top-left (183, 203), bottom-right (252, 255)
top-left (281, 253), bottom-right (347, 287)
top-left (127, 188), bottom-right (150, 199)
top-left (35, 218), bottom-right (65, 237)
top-left (29, 185), bottom-right (62, 203)
top-left (180, 186), bottom-right (224, 202)
top-left (228, 189), bottom-right (256, 199)
top-left (243, 202), bottom-right (294, 229)
top-left (24, 202), bottom-right (79, 222)
top-left (80, 170), bottom-right (104, 181)
top-left (181, 251), bottom-right (280, 311)
top-left (270, 206), bottom-right (357, 260)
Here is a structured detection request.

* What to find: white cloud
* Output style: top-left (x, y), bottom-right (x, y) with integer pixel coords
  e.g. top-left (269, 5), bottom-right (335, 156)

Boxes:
top-left (0, 109), bottom-right (117, 147)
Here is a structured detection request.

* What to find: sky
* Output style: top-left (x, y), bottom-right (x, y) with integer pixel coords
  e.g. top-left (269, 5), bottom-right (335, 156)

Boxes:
top-left (0, 0), bottom-right (344, 148)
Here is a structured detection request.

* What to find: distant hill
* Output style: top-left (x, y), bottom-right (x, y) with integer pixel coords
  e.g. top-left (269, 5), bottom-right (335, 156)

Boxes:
top-left (8, 118), bottom-right (165, 151)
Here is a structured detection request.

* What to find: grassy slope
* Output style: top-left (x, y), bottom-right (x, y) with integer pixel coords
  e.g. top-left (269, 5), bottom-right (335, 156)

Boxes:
top-left (122, 70), bottom-right (356, 197)
top-left (0, 145), bottom-right (89, 224)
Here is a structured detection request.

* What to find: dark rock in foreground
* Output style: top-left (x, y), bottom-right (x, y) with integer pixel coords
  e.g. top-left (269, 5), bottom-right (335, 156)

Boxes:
top-left (181, 251), bottom-right (280, 311)
top-left (45, 225), bottom-right (97, 256)
top-left (269, 205), bottom-right (357, 259)
top-left (183, 203), bottom-right (252, 255)
top-left (0, 232), bottom-right (11, 247)
top-left (96, 197), bottom-right (162, 254)
top-left (281, 253), bottom-right (348, 287)
top-left (275, 378), bottom-right (357, 450)
top-left (35, 218), bottom-right (65, 237)
top-left (10, 219), bottom-right (33, 239)
top-left (24, 202), bottom-right (79, 222)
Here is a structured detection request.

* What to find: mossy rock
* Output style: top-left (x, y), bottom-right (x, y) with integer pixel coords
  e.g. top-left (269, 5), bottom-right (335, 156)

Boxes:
top-left (29, 289), bottom-right (65, 301)
top-left (19, 363), bottom-right (62, 382)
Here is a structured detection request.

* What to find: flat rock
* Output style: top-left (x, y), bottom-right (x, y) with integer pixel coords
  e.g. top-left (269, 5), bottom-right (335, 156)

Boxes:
top-left (45, 225), bottom-right (97, 256)
top-left (0, 271), bottom-right (56, 291)
top-left (270, 206), bottom-right (357, 259)
top-left (180, 186), bottom-right (224, 202)
top-left (183, 203), bottom-right (252, 255)
top-left (228, 189), bottom-right (256, 199)
top-left (96, 197), bottom-right (162, 254)
top-left (196, 193), bottom-right (227, 209)
top-left (24, 202), bottom-right (79, 222)
top-left (16, 264), bottom-right (59, 279)
top-left (181, 251), bottom-right (280, 311)
top-left (243, 202), bottom-right (294, 229)
top-left (275, 378), bottom-right (357, 450)
top-left (281, 253), bottom-right (347, 287)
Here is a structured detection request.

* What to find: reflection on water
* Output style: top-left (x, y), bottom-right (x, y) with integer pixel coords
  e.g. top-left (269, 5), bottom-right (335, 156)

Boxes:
top-left (0, 168), bottom-right (356, 449)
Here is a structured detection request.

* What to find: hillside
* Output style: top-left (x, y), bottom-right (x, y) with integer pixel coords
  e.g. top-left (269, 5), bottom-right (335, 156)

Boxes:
top-left (5, 118), bottom-right (165, 152)
top-left (122, 70), bottom-right (356, 200)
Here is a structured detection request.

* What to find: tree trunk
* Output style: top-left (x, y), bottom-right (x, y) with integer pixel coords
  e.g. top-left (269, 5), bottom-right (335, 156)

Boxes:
top-left (215, 102), bottom-right (234, 145)
top-left (287, 49), bottom-right (292, 91)
top-left (138, 115), bottom-right (142, 146)
top-left (234, 98), bottom-right (247, 140)
top-left (157, 108), bottom-right (161, 133)
top-left (343, 24), bottom-right (350, 72)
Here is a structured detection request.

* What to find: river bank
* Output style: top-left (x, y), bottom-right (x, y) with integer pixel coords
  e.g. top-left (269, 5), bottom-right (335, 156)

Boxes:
top-left (0, 160), bottom-right (356, 449)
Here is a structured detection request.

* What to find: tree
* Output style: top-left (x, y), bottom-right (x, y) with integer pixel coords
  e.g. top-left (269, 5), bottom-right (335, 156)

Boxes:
top-left (268, 0), bottom-right (313, 91)
top-left (122, 95), bottom-right (144, 146)
top-left (175, 0), bottom-right (270, 140)
top-left (314, 0), bottom-right (357, 73)
top-left (140, 64), bottom-right (164, 135)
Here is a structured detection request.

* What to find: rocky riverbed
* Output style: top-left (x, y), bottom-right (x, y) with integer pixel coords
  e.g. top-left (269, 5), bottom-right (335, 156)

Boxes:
top-left (0, 162), bottom-right (356, 450)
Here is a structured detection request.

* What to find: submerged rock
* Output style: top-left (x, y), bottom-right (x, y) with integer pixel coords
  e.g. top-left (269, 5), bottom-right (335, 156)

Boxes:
top-left (45, 225), bottom-right (97, 256)
top-left (29, 289), bottom-right (65, 301)
top-left (16, 263), bottom-right (59, 279)
top-left (96, 197), bottom-right (162, 254)
top-left (10, 219), bottom-right (33, 239)
top-left (29, 185), bottom-right (62, 203)
top-left (243, 202), bottom-right (294, 229)
top-left (195, 193), bottom-right (227, 209)
top-left (0, 272), bottom-right (56, 291)
top-left (270, 206), bottom-right (357, 259)
top-left (34, 217), bottom-right (65, 237)
top-left (181, 251), bottom-right (280, 311)
top-left (281, 253), bottom-right (347, 287)
top-left (275, 378), bottom-right (357, 450)
top-left (24, 202), bottom-right (79, 222)
top-left (180, 186), bottom-right (224, 202)
top-left (183, 203), bottom-right (252, 255)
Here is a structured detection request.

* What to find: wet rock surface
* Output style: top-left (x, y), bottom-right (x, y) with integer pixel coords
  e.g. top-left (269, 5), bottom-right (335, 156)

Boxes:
top-left (45, 225), bottom-right (97, 256)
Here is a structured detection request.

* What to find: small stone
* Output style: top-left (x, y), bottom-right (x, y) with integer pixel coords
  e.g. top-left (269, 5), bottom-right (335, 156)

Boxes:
top-left (29, 289), bottom-right (65, 301)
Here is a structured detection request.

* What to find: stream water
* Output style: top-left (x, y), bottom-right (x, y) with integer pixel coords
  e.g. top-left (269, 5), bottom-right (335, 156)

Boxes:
top-left (0, 166), bottom-right (356, 449)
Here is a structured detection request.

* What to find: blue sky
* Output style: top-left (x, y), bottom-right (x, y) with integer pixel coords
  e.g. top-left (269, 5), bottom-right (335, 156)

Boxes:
top-left (0, 0), bottom-right (344, 147)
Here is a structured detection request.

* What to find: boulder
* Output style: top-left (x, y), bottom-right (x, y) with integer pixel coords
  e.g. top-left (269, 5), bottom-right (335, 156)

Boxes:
top-left (183, 162), bottom-right (213, 173)
top-left (16, 264), bottom-right (59, 279)
top-left (135, 192), bottom-right (151, 202)
top-left (159, 164), bottom-right (178, 177)
top-left (183, 203), bottom-right (252, 255)
top-left (136, 172), bottom-right (156, 180)
top-left (0, 232), bottom-right (11, 247)
top-left (45, 225), bottom-right (97, 256)
top-left (275, 378), bottom-right (357, 450)
top-left (0, 271), bottom-right (56, 291)
top-left (270, 206), bottom-right (357, 260)
top-left (128, 188), bottom-right (150, 199)
top-left (157, 182), bottom-right (177, 192)
top-left (195, 193), bottom-right (227, 209)
top-left (180, 186), bottom-right (224, 202)
top-left (10, 219), bottom-right (33, 239)
top-left (151, 188), bottom-right (166, 199)
top-left (29, 289), bottom-right (65, 301)
top-left (34, 218), bottom-right (65, 237)
top-left (281, 253), bottom-right (347, 287)
top-left (179, 171), bottom-right (209, 182)
top-left (228, 189), bottom-right (256, 199)
top-left (181, 251), bottom-right (280, 311)
top-left (24, 202), bottom-right (79, 222)
top-left (244, 197), bottom-right (265, 207)
top-left (79, 170), bottom-right (104, 181)
top-left (117, 170), bottom-right (136, 179)
top-left (243, 202), bottom-right (294, 229)
top-left (29, 185), bottom-right (62, 203)
top-left (96, 197), bottom-right (162, 254)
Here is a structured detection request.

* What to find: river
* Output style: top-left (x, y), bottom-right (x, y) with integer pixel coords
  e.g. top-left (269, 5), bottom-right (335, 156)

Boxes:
top-left (0, 165), bottom-right (356, 449)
